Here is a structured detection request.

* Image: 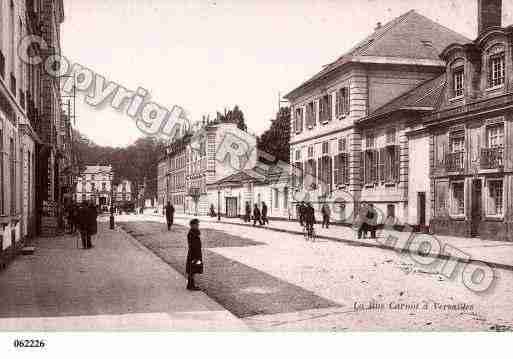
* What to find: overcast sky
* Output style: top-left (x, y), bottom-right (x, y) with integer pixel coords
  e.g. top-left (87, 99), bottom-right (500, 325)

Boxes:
top-left (61, 0), bottom-right (513, 147)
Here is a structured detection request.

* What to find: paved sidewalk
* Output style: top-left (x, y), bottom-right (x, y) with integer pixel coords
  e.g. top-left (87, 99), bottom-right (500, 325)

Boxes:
top-left (0, 218), bottom-right (248, 331)
top-left (152, 213), bottom-right (513, 271)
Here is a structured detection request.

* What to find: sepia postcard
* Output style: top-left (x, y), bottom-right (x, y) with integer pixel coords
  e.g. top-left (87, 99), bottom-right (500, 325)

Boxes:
top-left (0, 0), bottom-right (512, 357)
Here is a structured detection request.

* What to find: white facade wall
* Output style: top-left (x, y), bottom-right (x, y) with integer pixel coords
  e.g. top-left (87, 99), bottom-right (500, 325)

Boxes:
top-left (407, 132), bottom-right (431, 226)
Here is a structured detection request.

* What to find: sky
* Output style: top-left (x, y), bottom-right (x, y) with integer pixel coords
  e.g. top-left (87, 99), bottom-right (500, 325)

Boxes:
top-left (61, 0), bottom-right (513, 147)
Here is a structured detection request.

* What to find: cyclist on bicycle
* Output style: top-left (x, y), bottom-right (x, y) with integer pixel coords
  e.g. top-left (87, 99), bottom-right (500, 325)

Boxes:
top-left (304, 202), bottom-right (316, 236)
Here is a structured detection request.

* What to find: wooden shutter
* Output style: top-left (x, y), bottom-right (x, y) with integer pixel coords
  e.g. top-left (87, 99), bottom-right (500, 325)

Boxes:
top-left (327, 94), bottom-right (332, 121)
top-left (394, 145), bottom-right (400, 182)
top-left (379, 148), bottom-right (385, 182)
top-left (334, 154), bottom-right (340, 186)
top-left (343, 153), bottom-right (350, 184)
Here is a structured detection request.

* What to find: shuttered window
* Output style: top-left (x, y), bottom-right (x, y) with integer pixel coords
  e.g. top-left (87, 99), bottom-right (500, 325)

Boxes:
top-left (336, 87), bottom-right (350, 117)
top-left (364, 150), bottom-right (379, 184)
top-left (334, 153), bottom-right (349, 186)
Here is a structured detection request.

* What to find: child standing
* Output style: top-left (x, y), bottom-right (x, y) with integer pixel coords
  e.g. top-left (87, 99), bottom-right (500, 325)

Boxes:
top-left (186, 219), bottom-right (203, 290)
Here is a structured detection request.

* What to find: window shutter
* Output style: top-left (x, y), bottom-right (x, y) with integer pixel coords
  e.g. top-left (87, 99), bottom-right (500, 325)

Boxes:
top-left (312, 102), bottom-right (317, 127)
top-left (379, 148), bottom-right (385, 182)
top-left (363, 151), bottom-right (369, 184)
top-left (394, 145), bottom-right (400, 182)
top-left (334, 154), bottom-right (340, 186)
top-left (345, 87), bottom-right (350, 115)
top-left (328, 156), bottom-right (333, 192)
top-left (343, 153), bottom-right (350, 184)
top-left (328, 94), bottom-right (332, 121)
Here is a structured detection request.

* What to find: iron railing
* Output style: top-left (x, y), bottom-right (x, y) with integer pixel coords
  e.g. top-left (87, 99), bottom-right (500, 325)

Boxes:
top-left (480, 147), bottom-right (503, 169)
top-left (445, 151), bottom-right (465, 172)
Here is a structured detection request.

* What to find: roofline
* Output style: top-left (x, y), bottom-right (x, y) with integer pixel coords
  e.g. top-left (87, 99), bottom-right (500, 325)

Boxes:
top-left (284, 57), bottom-right (445, 101)
top-left (357, 107), bottom-right (434, 124)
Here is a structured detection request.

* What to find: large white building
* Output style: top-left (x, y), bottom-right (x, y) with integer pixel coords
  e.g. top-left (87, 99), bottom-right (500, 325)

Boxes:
top-left (75, 166), bottom-right (113, 208)
top-left (285, 10), bottom-right (470, 226)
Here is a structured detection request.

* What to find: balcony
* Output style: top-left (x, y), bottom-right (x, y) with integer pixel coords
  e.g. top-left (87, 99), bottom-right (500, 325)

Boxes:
top-left (480, 147), bottom-right (503, 170)
top-left (445, 151), bottom-right (465, 173)
top-left (0, 50), bottom-right (4, 80)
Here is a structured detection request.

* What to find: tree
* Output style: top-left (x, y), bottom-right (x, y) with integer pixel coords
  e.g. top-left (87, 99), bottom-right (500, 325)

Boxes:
top-left (212, 105), bottom-right (247, 131)
top-left (73, 131), bottom-right (167, 200)
top-left (257, 107), bottom-right (291, 163)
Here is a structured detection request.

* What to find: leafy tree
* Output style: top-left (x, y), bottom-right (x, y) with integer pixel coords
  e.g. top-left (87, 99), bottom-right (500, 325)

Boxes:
top-left (73, 131), bottom-right (166, 200)
top-left (257, 107), bottom-right (291, 163)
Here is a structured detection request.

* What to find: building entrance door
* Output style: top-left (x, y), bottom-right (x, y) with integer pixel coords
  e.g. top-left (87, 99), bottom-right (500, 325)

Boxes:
top-left (471, 179), bottom-right (482, 237)
top-left (226, 197), bottom-right (238, 218)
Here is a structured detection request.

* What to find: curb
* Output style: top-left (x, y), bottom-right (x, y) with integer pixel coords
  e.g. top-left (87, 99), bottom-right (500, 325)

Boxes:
top-left (145, 213), bottom-right (513, 272)
top-left (209, 220), bottom-right (513, 273)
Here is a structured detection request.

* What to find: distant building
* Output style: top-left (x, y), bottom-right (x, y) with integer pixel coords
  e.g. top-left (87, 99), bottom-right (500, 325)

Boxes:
top-left (211, 159), bottom-right (291, 219)
top-left (75, 166), bottom-right (113, 207)
top-left (114, 179), bottom-right (133, 203)
top-left (157, 122), bottom-right (258, 216)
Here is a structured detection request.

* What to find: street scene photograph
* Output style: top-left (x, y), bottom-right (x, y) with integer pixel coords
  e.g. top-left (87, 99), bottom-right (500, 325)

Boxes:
top-left (1, 0), bottom-right (513, 353)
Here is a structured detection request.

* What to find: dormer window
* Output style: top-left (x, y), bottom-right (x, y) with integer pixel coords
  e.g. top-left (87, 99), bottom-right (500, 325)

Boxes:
top-left (453, 67), bottom-right (464, 97)
top-left (489, 52), bottom-right (505, 88)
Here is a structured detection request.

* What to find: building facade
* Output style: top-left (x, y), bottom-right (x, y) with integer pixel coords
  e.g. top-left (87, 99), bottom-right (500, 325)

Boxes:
top-left (285, 10), bottom-right (469, 225)
top-left (211, 161), bottom-right (291, 219)
top-left (157, 122), bottom-right (258, 216)
top-left (0, 0), bottom-right (67, 264)
top-left (75, 165), bottom-right (113, 209)
top-left (425, 0), bottom-right (513, 240)
top-left (114, 179), bottom-right (132, 203)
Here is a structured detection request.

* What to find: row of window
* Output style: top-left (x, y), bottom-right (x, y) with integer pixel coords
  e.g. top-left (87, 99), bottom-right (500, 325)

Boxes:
top-left (363, 146), bottom-right (400, 185)
top-left (451, 46), bottom-right (507, 98)
top-left (296, 137), bottom-right (348, 162)
top-left (0, 128), bottom-right (19, 216)
top-left (167, 172), bottom-right (186, 192)
top-left (445, 179), bottom-right (503, 217)
top-left (293, 87), bottom-right (350, 134)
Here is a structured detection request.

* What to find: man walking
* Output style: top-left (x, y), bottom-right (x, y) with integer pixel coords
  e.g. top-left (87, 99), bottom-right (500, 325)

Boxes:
top-left (245, 202), bottom-right (251, 223)
top-left (321, 202), bottom-right (331, 229)
top-left (357, 202), bottom-right (369, 239)
top-left (367, 203), bottom-right (378, 239)
top-left (253, 203), bottom-right (263, 226)
top-left (77, 203), bottom-right (89, 249)
top-left (304, 202), bottom-right (316, 237)
top-left (86, 201), bottom-right (98, 249)
top-left (261, 202), bottom-right (269, 225)
top-left (298, 201), bottom-right (306, 227)
top-left (165, 201), bottom-right (175, 230)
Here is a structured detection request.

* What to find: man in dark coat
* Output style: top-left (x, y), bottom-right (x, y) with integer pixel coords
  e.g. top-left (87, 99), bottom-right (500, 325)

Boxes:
top-left (298, 201), bottom-right (306, 227)
top-left (261, 202), bottom-right (269, 225)
top-left (245, 202), bottom-right (251, 223)
top-left (304, 202), bottom-right (316, 235)
top-left (186, 218), bottom-right (203, 291)
top-left (77, 203), bottom-right (89, 249)
top-left (357, 202), bottom-right (369, 239)
top-left (86, 201), bottom-right (98, 248)
top-left (367, 203), bottom-right (378, 239)
top-left (253, 204), bottom-right (263, 226)
top-left (321, 203), bottom-right (331, 229)
top-left (165, 201), bottom-right (175, 230)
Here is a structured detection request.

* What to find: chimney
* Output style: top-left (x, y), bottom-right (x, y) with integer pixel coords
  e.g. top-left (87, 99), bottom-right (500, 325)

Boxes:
top-left (478, 0), bottom-right (502, 35)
